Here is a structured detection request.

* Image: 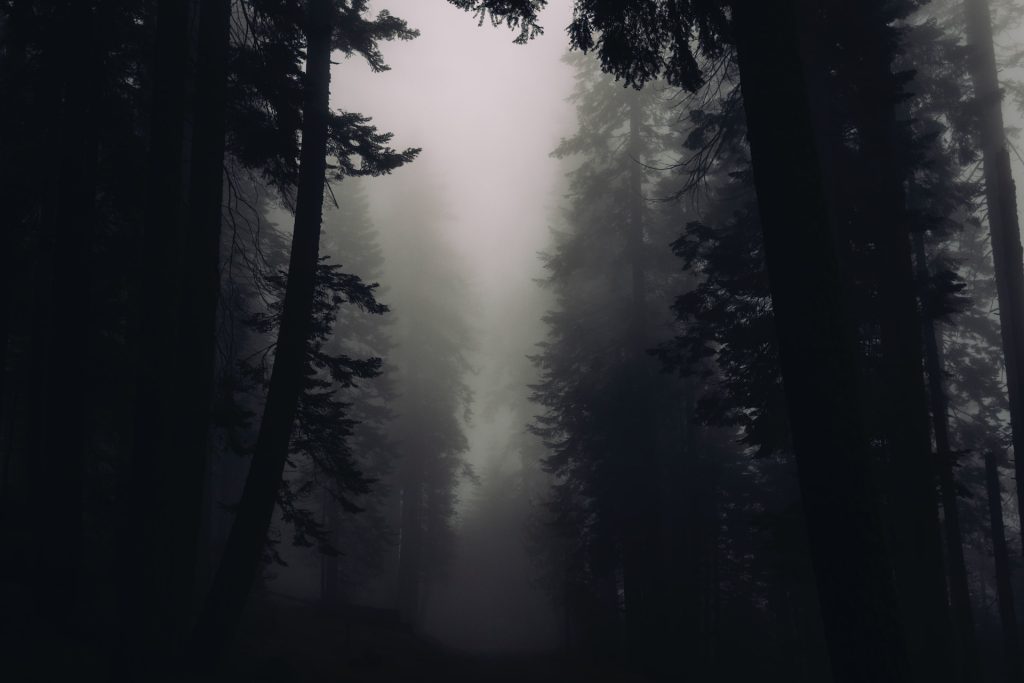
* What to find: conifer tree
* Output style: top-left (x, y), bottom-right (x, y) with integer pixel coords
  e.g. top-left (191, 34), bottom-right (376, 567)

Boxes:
top-left (191, 0), bottom-right (417, 664)
top-left (531, 53), bottom-right (693, 672)
top-left (962, 0), bottom-right (1024, 549)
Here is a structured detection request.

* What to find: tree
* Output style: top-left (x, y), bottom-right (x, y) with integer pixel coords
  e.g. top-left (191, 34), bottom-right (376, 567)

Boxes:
top-left (120, 0), bottom-right (197, 669)
top-left (314, 180), bottom-right (398, 603)
top-left (655, 5), bottom-right (1010, 679)
top-left (34, 0), bottom-right (100, 638)
top-left (190, 0), bottom-right (416, 665)
top-left (962, 0), bottom-right (1024, 549)
top-left (532, 52), bottom-right (731, 676)
top-left (564, 1), bottom-right (918, 679)
top-left (985, 449), bottom-right (1023, 681)
top-left (717, 4), bottom-right (911, 678)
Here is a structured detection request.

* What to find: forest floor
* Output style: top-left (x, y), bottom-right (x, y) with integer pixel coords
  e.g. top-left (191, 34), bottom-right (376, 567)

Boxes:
top-left (213, 597), bottom-right (646, 683)
top-left (1, 586), bottom-right (644, 682)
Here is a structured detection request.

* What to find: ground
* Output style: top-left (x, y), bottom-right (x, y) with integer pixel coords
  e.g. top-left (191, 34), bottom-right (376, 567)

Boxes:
top-left (0, 587), bottom-right (644, 682)
top-left (218, 598), bottom-right (646, 683)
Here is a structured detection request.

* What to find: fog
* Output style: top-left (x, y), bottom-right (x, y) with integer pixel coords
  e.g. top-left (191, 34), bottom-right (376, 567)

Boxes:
top-left (9, 1), bottom-right (1024, 681)
top-left (321, 0), bottom-right (576, 652)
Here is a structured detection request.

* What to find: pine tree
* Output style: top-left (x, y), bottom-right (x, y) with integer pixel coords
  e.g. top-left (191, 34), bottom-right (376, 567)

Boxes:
top-left (560, 2), bottom-right (990, 679)
top-left (531, 53), bottom-right (700, 673)
top-left (962, 0), bottom-right (1024, 552)
top-left (190, 0), bottom-right (416, 665)
top-left (315, 180), bottom-right (398, 603)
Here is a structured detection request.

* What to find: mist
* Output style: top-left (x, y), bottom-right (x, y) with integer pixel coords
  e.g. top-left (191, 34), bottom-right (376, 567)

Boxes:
top-left (6, 1), bottom-right (1024, 682)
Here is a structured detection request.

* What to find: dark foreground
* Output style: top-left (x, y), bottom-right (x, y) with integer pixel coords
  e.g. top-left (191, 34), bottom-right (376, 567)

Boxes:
top-left (221, 599), bottom-right (642, 683)
top-left (2, 593), bottom-right (641, 682)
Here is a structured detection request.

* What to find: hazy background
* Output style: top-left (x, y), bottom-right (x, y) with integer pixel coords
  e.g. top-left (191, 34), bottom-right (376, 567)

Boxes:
top-left (325, 0), bottom-right (576, 651)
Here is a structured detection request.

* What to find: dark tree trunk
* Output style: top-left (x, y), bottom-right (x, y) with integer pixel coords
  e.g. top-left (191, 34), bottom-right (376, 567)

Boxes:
top-left (590, 498), bottom-right (621, 658)
top-left (677, 383), bottom-right (706, 675)
top-left (397, 465), bottom-right (423, 625)
top-left (34, 0), bottom-right (100, 633)
top-left (190, 0), bottom-right (335, 665)
top-left (729, 1), bottom-right (908, 680)
top-left (852, 6), bottom-right (954, 678)
top-left (0, 222), bottom-right (9, 464)
top-left (320, 492), bottom-right (340, 605)
top-left (984, 450), bottom-right (1023, 682)
top-left (963, 0), bottom-right (1024, 552)
top-left (912, 233), bottom-right (980, 682)
top-left (0, 5), bottom-right (20, 441)
top-left (120, 0), bottom-right (191, 672)
top-left (170, 0), bottom-right (231, 628)
top-left (622, 90), bottom-right (659, 672)
top-left (0, 0), bottom-right (34, 448)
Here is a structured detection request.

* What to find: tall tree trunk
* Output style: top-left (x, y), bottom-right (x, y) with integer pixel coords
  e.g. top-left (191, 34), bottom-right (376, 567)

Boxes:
top-left (123, 0), bottom-right (231, 660)
top-left (590, 497), bottom-right (621, 658)
top-left (35, 0), bottom-right (99, 633)
top-left (984, 449), bottom-right (1023, 682)
top-left (678, 383), bottom-right (705, 675)
top-left (320, 492), bottom-right (340, 604)
top-left (190, 0), bottom-right (335, 665)
top-left (912, 233), bottom-right (981, 682)
top-left (963, 0), bottom-right (1024, 549)
top-left (854, 5), bottom-right (955, 678)
top-left (120, 0), bottom-right (191, 673)
top-left (622, 90), bottom-right (658, 672)
top-left (729, 1), bottom-right (909, 680)
top-left (397, 464), bottom-right (423, 625)
top-left (0, 4), bottom-right (20, 440)
top-left (0, 0), bottom-right (35, 448)
top-left (170, 0), bottom-right (231, 629)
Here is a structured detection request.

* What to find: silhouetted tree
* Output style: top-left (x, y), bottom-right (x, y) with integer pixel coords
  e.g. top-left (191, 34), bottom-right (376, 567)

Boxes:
top-left (962, 0), bottom-right (1024, 549)
top-left (560, 1), bottom-right (979, 680)
top-left (190, 0), bottom-right (416, 665)
top-left (314, 180), bottom-right (398, 603)
top-left (531, 53), bottom-right (702, 675)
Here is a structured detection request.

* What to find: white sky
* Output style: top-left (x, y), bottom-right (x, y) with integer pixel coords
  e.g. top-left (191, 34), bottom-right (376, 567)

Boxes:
top-left (333, 0), bottom-right (576, 305)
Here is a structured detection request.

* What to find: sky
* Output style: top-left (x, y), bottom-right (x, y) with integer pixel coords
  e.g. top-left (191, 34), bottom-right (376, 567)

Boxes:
top-left (335, 0), bottom-right (576, 305)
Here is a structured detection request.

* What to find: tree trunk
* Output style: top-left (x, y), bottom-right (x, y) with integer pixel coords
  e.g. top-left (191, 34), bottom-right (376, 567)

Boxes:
top-left (853, 5), bottom-right (955, 677)
top-left (622, 89), bottom-right (659, 673)
top-left (123, 0), bottom-right (231, 663)
top-left (171, 0), bottom-right (231, 628)
top-left (190, 0), bottom-right (335, 665)
top-left (320, 492), bottom-right (340, 605)
top-left (984, 449), bottom-right (1023, 682)
top-left (963, 0), bottom-right (1024, 551)
top-left (912, 233), bottom-right (981, 682)
top-left (590, 498), bottom-right (621, 658)
top-left (0, 4), bottom-right (20, 440)
top-left (34, 0), bottom-right (99, 634)
top-left (120, 0), bottom-right (191, 673)
top-left (729, 1), bottom-right (909, 680)
top-left (397, 466), bottom-right (423, 625)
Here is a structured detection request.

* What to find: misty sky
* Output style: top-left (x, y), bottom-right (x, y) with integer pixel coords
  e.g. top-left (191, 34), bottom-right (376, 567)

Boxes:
top-left (332, 1), bottom-right (578, 488)
top-left (336, 1), bottom-right (574, 303)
